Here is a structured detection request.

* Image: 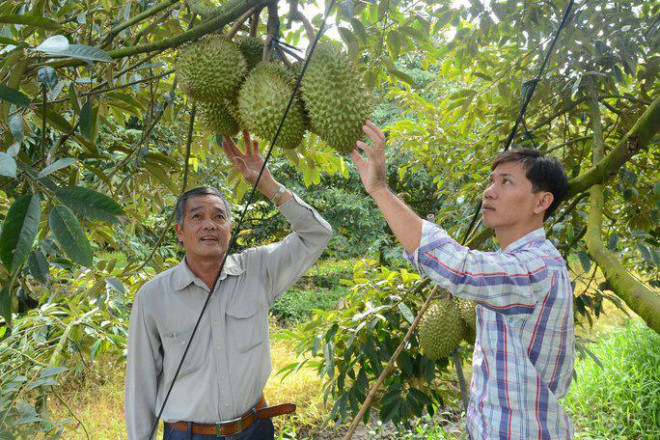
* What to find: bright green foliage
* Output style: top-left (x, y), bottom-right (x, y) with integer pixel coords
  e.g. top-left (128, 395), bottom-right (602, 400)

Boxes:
top-left (237, 62), bottom-right (307, 149)
top-left (176, 35), bottom-right (247, 103)
top-left (301, 43), bottom-right (373, 153)
top-left (198, 100), bottom-right (240, 136)
top-left (418, 299), bottom-right (466, 360)
top-left (564, 322), bottom-right (660, 438)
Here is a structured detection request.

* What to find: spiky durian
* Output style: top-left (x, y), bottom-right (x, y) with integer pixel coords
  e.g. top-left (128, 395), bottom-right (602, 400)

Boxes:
top-left (198, 100), bottom-right (240, 137)
top-left (419, 299), bottom-right (466, 360)
top-left (301, 42), bottom-right (373, 154)
top-left (456, 298), bottom-right (477, 330)
top-left (237, 37), bottom-right (266, 72)
top-left (237, 62), bottom-right (307, 149)
top-left (185, 0), bottom-right (221, 19)
top-left (176, 35), bottom-right (247, 103)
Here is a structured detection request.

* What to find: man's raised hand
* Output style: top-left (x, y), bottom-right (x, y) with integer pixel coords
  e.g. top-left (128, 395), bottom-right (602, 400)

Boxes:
top-left (350, 120), bottom-right (388, 196)
top-left (221, 130), bottom-right (273, 186)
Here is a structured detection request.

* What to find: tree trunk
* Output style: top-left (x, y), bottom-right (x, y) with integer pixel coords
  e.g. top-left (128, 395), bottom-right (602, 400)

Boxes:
top-left (585, 84), bottom-right (660, 334)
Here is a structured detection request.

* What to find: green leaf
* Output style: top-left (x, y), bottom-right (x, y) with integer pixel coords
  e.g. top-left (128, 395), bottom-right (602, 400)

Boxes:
top-left (0, 285), bottom-right (12, 327)
top-left (0, 84), bottom-right (30, 107)
top-left (49, 204), bottom-right (93, 266)
top-left (37, 158), bottom-right (76, 178)
top-left (397, 302), bottom-right (414, 324)
top-left (0, 15), bottom-right (60, 30)
top-left (27, 251), bottom-right (49, 283)
top-left (0, 152), bottom-right (17, 178)
top-left (577, 251), bottom-right (591, 274)
top-left (37, 43), bottom-right (113, 63)
top-left (0, 195), bottom-right (41, 271)
top-left (55, 186), bottom-right (124, 224)
top-left (80, 98), bottom-right (92, 140)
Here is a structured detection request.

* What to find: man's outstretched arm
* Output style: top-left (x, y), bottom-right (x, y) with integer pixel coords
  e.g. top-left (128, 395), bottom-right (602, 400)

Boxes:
top-left (349, 120), bottom-right (423, 253)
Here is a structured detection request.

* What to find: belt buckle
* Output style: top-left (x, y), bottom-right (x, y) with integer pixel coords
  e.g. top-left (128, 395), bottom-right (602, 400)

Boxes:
top-left (216, 416), bottom-right (243, 436)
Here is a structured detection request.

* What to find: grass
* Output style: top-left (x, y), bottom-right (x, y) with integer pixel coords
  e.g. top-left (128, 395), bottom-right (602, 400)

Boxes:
top-left (564, 320), bottom-right (660, 439)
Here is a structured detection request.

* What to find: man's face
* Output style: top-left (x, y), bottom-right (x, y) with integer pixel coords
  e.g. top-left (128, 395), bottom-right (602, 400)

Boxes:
top-left (175, 195), bottom-right (231, 261)
top-left (481, 161), bottom-right (552, 231)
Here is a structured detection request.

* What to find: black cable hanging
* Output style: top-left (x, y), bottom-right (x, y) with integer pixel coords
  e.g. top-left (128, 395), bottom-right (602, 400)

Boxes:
top-left (147, 1), bottom-right (338, 438)
top-left (460, 0), bottom-right (576, 246)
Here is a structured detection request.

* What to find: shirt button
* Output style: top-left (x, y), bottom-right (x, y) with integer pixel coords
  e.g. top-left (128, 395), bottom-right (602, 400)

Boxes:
top-left (224, 403), bottom-right (229, 407)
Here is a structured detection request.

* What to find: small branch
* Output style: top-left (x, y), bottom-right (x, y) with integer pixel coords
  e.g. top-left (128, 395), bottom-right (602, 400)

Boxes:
top-left (101, 0), bottom-right (180, 48)
top-left (275, 47), bottom-right (293, 67)
top-left (249, 7), bottom-right (263, 37)
top-left (52, 391), bottom-right (90, 440)
top-left (263, 2), bottom-right (279, 62)
top-left (451, 352), bottom-right (469, 411)
top-left (35, 0), bottom-right (270, 71)
top-left (291, 9), bottom-right (315, 41)
top-left (227, 7), bottom-right (256, 38)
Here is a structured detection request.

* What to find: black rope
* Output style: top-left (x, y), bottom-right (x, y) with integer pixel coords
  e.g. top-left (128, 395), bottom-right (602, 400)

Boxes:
top-left (148, 1), bottom-right (337, 437)
top-left (459, 0), bottom-right (575, 245)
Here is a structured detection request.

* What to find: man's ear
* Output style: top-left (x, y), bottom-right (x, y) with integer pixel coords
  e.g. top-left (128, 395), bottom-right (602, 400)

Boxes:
top-left (174, 223), bottom-right (184, 244)
top-left (535, 192), bottom-right (554, 215)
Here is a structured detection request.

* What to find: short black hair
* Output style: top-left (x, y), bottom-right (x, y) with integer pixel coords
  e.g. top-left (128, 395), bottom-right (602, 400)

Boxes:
top-left (491, 148), bottom-right (568, 220)
top-left (175, 186), bottom-right (231, 225)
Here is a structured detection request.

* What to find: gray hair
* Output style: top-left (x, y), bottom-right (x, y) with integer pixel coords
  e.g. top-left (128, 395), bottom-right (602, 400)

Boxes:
top-left (175, 186), bottom-right (232, 226)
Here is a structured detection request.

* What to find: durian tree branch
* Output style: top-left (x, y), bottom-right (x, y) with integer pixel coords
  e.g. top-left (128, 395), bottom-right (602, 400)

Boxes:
top-left (37, 0), bottom-right (272, 72)
top-left (466, 95), bottom-right (660, 249)
top-left (101, 0), bottom-right (181, 48)
top-left (249, 7), bottom-right (263, 37)
top-left (227, 7), bottom-right (257, 38)
top-left (584, 85), bottom-right (660, 334)
top-left (567, 95), bottom-right (660, 198)
top-left (291, 10), bottom-right (315, 41)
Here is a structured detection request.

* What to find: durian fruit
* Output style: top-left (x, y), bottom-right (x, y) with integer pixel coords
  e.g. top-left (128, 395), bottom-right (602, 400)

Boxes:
top-left (198, 100), bottom-right (240, 137)
top-left (237, 62), bottom-right (307, 149)
top-left (301, 42), bottom-right (373, 154)
top-left (176, 35), bottom-right (247, 103)
top-left (418, 298), bottom-right (466, 360)
top-left (237, 37), bottom-right (266, 72)
top-left (455, 298), bottom-right (477, 344)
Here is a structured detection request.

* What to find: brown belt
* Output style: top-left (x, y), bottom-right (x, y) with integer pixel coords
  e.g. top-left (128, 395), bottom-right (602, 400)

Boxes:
top-left (165, 396), bottom-right (296, 436)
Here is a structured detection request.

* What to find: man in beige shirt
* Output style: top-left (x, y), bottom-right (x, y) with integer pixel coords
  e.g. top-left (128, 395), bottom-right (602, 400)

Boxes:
top-left (125, 132), bottom-right (332, 439)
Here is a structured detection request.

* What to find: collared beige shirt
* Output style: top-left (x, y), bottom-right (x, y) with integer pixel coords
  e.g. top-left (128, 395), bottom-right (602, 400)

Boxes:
top-left (125, 194), bottom-right (332, 439)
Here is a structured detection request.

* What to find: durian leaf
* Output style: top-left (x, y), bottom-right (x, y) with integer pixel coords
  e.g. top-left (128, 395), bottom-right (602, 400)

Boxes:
top-left (0, 153), bottom-right (17, 178)
top-left (80, 98), bottom-right (93, 140)
top-left (0, 14), bottom-right (60, 30)
top-left (0, 84), bottom-right (30, 108)
top-left (49, 204), bottom-right (93, 267)
top-left (27, 251), bottom-right (49, 283)
top-left (37, 158), bottom-right (76, 178)
top-left (54, 186), bottom-right (124, 224)
top-left (0, 194), bottom-right (41, 271)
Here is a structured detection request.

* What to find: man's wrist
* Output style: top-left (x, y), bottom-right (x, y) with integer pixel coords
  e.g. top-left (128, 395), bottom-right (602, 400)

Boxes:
top-left (270, 184), bottom-right (287, 204)
top-left (368, 184), bottom-right (391, 199)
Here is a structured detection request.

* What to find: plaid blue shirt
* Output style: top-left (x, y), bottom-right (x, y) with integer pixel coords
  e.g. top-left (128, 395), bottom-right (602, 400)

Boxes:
top-left (407, 221), bottom-right (575, 439)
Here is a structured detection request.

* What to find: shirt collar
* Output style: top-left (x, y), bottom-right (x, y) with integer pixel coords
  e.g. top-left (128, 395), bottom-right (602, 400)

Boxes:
top-left (502, 227), bottom-right (546, 253)
top-left (173, 255), bottom-right (245, 291)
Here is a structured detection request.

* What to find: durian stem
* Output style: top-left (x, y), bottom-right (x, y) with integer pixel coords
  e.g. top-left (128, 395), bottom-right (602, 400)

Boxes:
top-left (292, 10), bottom-right (315, 41)
top-left (451, 352), bottom-right (469, 411)
top-left (341, 286), bottom-right (439, 440)
top-left (275, 47), bottom-right (293, 67)
top-left (227, 7), bottom-right (256, 38)
top-left (263, 2), bottom-right (279, 62)
top-left (249, 7), bottom-right (263, 37)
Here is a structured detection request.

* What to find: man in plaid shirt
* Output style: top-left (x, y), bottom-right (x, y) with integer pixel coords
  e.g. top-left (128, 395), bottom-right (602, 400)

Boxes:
top-left (350, 121), bottom-right (575, 439)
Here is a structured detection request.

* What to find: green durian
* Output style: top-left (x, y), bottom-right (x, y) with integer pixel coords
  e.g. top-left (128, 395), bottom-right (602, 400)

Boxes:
top-left (237, 62), bottom-right (307, 149)
top-left (419, 299), bottom-right (466, 360)
top-left (301, 42), bottom-right (373, 154)
top-left (198, 100), bottom-right (240, 137)
top-left (176, 35), bottom-right (247, 103)
top-left (185, 0), bottom-right (221, 19)
top-left (237, 37), bottom-right (266, 72)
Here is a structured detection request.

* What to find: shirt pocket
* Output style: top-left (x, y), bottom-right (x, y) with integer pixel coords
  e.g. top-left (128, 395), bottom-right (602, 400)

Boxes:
top-left (226, 300), bottom-right (264, 353)
top-left (161, 327), bottom-right (203, 379)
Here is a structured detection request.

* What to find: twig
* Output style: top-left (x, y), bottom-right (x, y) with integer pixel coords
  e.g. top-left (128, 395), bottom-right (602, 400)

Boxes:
top-left (249, 7), bottom-right (263, 37)
top-left (263, 2), bottom-right (279, 62)
top-left (227, 7), bottom-right (256, 38)
top-left (101, 0), bottom-right (180, 48)
top-left (451, 352), bottom-right (469, 411)
top-left (52, 391), bottom-right (90, 440)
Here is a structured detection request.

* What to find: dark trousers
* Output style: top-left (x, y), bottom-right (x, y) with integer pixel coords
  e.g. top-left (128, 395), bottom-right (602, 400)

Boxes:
top-left (163, 419), bottom-right (274, 440)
